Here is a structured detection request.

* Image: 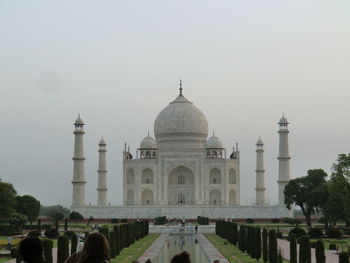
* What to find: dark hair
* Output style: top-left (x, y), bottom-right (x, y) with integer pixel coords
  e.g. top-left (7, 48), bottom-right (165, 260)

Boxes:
top-left (79, 232), bottom-right (110, 263)
top-left (170, 251), bottom-right (191, 263)
top-left (19, 238), bottom-right (43, 263)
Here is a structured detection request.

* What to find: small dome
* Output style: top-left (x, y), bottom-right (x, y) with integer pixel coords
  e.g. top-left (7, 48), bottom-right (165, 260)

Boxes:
top-left (256, 137), bottom-right (264, 145)
top-left (279, 114), bottom-right (289, 124)
top-left (206, 134), bottom-right (223, 149)
top-left (99, 137), bottom-right (106, 145)
top-left (74, 115), bottom-right (84, 125)
top-left (140, 135), bottom-right (157, 149)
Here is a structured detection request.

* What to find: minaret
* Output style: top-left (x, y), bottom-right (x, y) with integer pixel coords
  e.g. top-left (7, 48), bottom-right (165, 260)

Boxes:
top-left (97, 137), bottom-right (108, 206)
top-left (72, 115), bottom-right (86, 207)
top-left (255, 137), bottom-right (266, 206)
top-left (277, 114), bottom-right (291, 205)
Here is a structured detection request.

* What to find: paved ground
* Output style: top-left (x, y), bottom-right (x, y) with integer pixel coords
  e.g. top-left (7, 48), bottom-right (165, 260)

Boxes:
top-left (277, 238), bottom-right (338, 263)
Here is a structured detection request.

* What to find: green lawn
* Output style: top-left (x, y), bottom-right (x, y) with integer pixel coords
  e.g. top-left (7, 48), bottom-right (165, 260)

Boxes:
top-left (0, 258), bottom-right (11, 263)
top-left (111, 234), bottom-right (159, 263)
top-left (205, 234), bottom-right (289, 263)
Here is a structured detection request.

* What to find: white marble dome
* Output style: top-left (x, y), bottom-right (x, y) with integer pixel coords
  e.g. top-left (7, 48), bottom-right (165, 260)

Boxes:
top-left (206, 134), bottom-right (223, 149)
top-left (154, 93), bottom-right (209, 148)
top-left (140, 135), bottom-right (157, 149)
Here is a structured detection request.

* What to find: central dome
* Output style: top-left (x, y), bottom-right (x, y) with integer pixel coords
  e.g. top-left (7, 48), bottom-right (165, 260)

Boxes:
top-left (154, 93), bottom-right (209, 149)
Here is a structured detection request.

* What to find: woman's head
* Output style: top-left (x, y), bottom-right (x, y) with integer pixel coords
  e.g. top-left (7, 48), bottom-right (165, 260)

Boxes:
top-left (79, 232), bottom-right (110, 263)
top-left (19, 237), bottom-right (44, 263)
top-left (170, 251), bottom-right (191, 263)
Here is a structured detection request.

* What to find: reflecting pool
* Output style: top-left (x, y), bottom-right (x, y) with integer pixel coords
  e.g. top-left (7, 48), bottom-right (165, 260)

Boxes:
top-left (152, 235), bottom-right (210, 263)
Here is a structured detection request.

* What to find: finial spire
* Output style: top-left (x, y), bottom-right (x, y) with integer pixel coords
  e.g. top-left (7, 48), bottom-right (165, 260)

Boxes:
top-left (179, 79), bottom-right (183, 95)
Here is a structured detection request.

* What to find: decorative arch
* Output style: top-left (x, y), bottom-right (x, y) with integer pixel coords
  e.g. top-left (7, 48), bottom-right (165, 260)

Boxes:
top-left (142, 189), bottom-right (153, 205)
top-left (126, 189), bottom-right (134, 205)
top-left (229, 169), bottom-right (237, 184)
top-left (168, 166), bottom-right (195, 205)
top-left (142, 168), bottom-right (153, 184)
top-left (126, 169), bottom-right (134, 184)
top-left (209, 168), bottom-right (221, 184)
top-left (209, 189), bottom-right (221, 205)
top-left (229, 189), bottom-right (236, 205)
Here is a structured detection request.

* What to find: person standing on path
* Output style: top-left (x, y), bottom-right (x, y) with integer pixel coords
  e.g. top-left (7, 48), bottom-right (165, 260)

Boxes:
top-left (7, 236), bottom-right (12, 250)
top-left (194, 224), bottom-right (198, 234)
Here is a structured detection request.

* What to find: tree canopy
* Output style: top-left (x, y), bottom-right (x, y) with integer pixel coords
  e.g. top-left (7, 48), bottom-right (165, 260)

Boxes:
top-left (284, 169), bottom-right (328, 227)
top-left (0, 181), bottom-right (17, 220)
top-left (15, 195), bottom-right (41, 224)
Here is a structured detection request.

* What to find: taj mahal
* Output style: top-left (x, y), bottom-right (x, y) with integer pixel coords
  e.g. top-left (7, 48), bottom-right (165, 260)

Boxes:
top-left (71, 84), bottom-right (291, 219)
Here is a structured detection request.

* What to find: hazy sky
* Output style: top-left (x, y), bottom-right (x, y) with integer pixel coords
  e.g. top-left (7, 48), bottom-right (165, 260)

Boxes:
top-left (1, 1), bottom-right (349, 208)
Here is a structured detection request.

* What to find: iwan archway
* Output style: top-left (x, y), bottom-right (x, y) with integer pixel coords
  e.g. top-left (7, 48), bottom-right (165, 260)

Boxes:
top-left (168, 166), bottom-right (195, 205)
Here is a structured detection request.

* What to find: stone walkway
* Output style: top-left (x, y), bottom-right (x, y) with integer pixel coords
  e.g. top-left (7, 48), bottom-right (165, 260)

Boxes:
top-left (197, 233), bottom-right (230, 263)
top-left (277, 238), bottom-right (338, 263)
top-left (137, 233), bottom-right (168, 263)
top-left (4, 247), bottom-right (58, 263)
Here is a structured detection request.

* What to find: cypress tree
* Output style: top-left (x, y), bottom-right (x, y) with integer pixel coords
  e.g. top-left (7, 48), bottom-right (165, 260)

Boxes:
top-left (233, 223), bottom-right (238, 246)
top-left (70, 234), bottom-right (78, 255)
top-left (262, 228), bottom-right (268, 263)
top-left (256, 227), bottom-right (262, 261)
top-left (268, 229), bottom-right (277, 263)
top-left (242, 225), bottom-right (247, 252)
top-left (299, 235), bottom-right (311, 263)
top-left (339, 252), bottom-right (349, 263)
top-left (278, 249), bottom-right (283, 263)
top-left (110, 231), bottom-right (117, 258)
top-left (113, 225), bottom-right (120, 255)
top-left (57, 235), bottom-right (69, 263)
top-left (289, 233), bottom-right (297, 263)
top-left (64, 218), bottom-right (68, 231)
top-left (315, 240), bottom-right (325, 263)
top-left (41, 238), bottom-right (53, 263)
top-left (37, 218), bottom-right (42, 232)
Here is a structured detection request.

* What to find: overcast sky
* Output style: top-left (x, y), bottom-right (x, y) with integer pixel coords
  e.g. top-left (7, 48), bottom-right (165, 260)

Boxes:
top-left (0, 0), bottom-right (349, 208)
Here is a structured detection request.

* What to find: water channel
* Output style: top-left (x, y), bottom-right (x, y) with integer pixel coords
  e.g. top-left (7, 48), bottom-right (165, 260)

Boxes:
top-left (152, 235), bottom-right (211, 263)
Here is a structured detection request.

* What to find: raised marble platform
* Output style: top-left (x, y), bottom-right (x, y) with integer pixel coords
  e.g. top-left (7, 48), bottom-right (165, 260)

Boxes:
top-left (71, 205), bottom-right (292, 219)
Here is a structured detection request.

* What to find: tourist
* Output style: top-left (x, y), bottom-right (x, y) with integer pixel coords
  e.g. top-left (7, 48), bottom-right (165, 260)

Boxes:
top-left (194, 224), bottom-right (198, 234)
top-left (19, 237), bottom-right (44, 263)
top-left (65, 232), bottom-right (110, 263)
top-left (170, 251), bottom-right (191, 263)
top-left (7, 235), bottom-right (12, 250)
top-left (79, 232), bottom-right (110, 263)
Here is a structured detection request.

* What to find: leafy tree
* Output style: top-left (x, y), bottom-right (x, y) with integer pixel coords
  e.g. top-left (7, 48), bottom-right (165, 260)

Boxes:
top-left (15, 195), bottom-right (40, 225)
top-left (284, 169), bottom-right (328, 227)
top-left (0, 181), bottom-right (17, 220)
top-left (40, 205), bottom-right (69, 219)
top-left (8, 212), bottom-right (28, 227)
top-left (69, 211), bottom-right (83, 220)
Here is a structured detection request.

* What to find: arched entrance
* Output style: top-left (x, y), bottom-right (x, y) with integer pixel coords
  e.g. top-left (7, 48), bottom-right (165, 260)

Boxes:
top-left (168, 166), bottom-right (195, 205)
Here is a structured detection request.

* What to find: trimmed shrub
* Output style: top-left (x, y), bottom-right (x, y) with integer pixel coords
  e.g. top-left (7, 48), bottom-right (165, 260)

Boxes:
top-left (44, 228), bottom-right (58, 239)
top-left (70, 234), bottom-right (78, 255)
top-left (278, 249), bottom-right (283, 263)
top-left (339, 252), bottom-right (349, 263)
top-left (271, 218), bottom-right (280, 223)
top-left (10, 248), bottom-right (18, 258)
top-left (246, 218), bottom-right (254, 224)
top-left (154, 216), bottom-right (166, 225)
top-left (233, 223), bottom-right (238, 246)
top-left (299, 235), bottom-right (311, 263)
top-left (315, 240), bottom-right (325, 263)
top-left (255, 227), bottom-right (262, 261)
top-left (289, 233), bottom-right (297, 263)
top-left (329, 243), bottom-right (337, 250)
top-left (268, 229), bottom-right (277, 263)
top-left (42, 238), bottom-right (53, 263)
top-left (111, 218), bottom-right (119, 224)
top-left (262, 228), bottom-right (268, 263)
top-left (57, 235), bottom-right (69, 263)
top-left (289, 227), bottom-right (307, 239)
top-left (276, 232), bottom-right (283, 239)
top-left (69, 211), bottom-right (83, 220)
top-left (309, 228), bottom-right (323, 239)
top-left (28, 230), bottom-right (41, 237)
top-left (326, 229), bottom-right (342, 238)
top-left (64, 230), bottom-right (75, 239)
top-left (197, 216), bottom-right (209, 225)
top-left (110, 231), bottom-right (116, 258)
